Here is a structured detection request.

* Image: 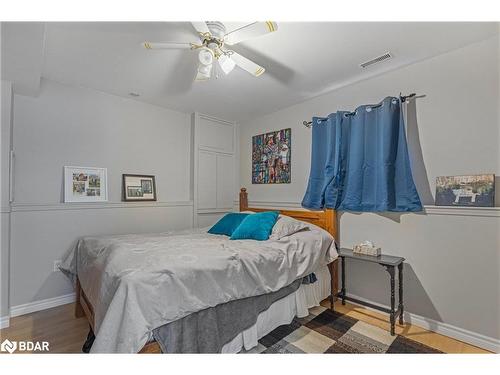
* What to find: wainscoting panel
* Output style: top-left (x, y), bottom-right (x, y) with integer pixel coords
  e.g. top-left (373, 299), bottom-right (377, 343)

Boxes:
top-left (9, 203), bottom-right (193, 307)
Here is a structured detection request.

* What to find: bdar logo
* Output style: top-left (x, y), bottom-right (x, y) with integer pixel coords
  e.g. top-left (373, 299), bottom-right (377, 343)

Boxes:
top-left (1, 339), bottom-right (17, 353)
top-left (0, 339), bottom-right (49, 353)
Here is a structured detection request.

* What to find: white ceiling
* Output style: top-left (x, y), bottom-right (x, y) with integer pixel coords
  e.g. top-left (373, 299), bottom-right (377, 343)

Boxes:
top-left (2, 22), bottom-right (499, 121)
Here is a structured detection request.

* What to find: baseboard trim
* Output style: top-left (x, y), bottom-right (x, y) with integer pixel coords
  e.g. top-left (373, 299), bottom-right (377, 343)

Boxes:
top-left (10, 293), bottom-right (76, 318)
top-left (344, 292), bottom-right (500, 353)
top-left (0, 315), bottom-right (10, 329)
top-left (407, 310), bottom-right (500, 353)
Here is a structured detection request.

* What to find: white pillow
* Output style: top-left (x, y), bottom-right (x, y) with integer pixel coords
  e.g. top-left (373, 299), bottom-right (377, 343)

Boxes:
top-left (270, 215), bottom-right (309, 240)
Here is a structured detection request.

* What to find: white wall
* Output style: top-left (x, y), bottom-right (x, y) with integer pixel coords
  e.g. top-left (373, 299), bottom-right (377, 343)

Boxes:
top-left (240, 36), bottom-right (500, 345)
top-left (9, 79), bottom-right (194, 308)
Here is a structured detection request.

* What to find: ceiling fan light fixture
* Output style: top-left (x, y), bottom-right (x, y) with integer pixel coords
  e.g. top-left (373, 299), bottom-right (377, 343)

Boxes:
top-left (218, 54), bottom-right (236, 75)
top-left (196, 63), bottom-right (212, 81)
top-left (198, 48), bottom-right (214, 66)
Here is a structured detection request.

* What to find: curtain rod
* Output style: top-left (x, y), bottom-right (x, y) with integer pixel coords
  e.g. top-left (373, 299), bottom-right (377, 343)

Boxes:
top-left (302, 93), bottom-right (425, 128)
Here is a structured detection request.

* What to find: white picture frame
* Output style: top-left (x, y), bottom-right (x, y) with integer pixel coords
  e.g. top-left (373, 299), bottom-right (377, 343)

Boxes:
top-left (64, 166), bottom-right (108, 203)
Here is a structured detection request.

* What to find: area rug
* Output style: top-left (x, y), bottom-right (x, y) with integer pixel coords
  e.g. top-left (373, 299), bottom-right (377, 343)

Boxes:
top-left (245, 306), bottom-right (443, 354)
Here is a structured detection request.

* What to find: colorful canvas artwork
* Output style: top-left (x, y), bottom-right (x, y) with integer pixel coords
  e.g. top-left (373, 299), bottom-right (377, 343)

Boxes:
top-left (252, 128), bottom-right (291, 184)
top-left (435, 174), bottom-right (495, 207)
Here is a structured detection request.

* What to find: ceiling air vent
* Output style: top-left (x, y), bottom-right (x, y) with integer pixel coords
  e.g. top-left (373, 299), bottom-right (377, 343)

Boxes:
top-left (359, 52), bottom-right (392, 68)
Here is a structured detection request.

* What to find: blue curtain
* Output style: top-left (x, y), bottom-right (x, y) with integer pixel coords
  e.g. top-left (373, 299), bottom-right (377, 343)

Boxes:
top-left (302, 96), bottom-right (422, 212)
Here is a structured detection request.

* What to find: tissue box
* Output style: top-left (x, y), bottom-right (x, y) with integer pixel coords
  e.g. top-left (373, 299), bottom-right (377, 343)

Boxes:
top-left (353, 244), bottom-right (381, 257)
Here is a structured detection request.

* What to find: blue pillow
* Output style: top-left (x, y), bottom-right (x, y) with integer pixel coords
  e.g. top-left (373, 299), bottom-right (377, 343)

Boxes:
top-left (230, 211), bottom-right (279, 241)
top-left (208, 213), bottom-right (250, 236)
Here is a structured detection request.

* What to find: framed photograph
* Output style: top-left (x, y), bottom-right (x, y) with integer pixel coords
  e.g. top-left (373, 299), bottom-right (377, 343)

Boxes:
top-left (64, 166), bottom-right (108, 203)
top-left (252, 128), bottom-right (291, 184)
top-left (435, 174), bottom-right (495, 207)
top-left (122, 174), bottom-right (157, 201)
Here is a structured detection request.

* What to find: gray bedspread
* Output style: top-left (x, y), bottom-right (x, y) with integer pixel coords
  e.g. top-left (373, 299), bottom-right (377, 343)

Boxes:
top-left (61, 226), bottom-right (336, 353)
top-left (152, 278), bottom-right (303, 353)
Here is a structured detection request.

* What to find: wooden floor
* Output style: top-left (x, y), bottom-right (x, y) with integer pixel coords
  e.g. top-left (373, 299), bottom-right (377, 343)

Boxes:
top-left (0, 301), bottom-right (490, 354)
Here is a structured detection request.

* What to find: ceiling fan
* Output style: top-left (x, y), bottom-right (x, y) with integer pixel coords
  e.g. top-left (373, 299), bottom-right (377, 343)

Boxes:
top-left (142, 21), bottom-right (278, 81)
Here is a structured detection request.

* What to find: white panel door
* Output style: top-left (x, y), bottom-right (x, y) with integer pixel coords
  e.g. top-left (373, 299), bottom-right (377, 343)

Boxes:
top-left (216, 154), bottom-right (234, 209)
top-left (197, 151), bottom-right (217, 209)
top-left (198, 116), bottom-right (234, 153)
top-left (1, 82), bottom-right (12, 206)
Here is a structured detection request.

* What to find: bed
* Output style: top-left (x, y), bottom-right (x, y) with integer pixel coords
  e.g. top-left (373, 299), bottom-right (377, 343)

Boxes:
top-left (69, 188), bottom-right (339, 353)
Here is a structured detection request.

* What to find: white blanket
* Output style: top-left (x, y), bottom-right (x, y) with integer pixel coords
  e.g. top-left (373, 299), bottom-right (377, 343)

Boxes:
top-left (61, 224), bottom-right (337, 353)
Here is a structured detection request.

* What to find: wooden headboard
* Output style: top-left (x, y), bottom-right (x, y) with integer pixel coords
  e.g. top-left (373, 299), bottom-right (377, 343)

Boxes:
top-left (239, 187), bottom-right (337, 240)
top-left (239, 187), bottom-right (339, 304)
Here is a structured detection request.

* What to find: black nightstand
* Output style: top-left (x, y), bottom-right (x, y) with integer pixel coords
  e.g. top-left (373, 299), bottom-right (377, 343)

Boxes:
top-left (335, 248), bottom-right (405, 336)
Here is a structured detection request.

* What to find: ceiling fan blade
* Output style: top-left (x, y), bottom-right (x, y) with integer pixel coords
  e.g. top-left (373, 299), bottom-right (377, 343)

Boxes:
top-left (142, 42), bottom-right (194, 50)
top-left (230, 51), bottom-right (265, 77)
top-left (191, 22), bottom-right (210, 36)
top-left (224, 22), bottom-right (278, 45)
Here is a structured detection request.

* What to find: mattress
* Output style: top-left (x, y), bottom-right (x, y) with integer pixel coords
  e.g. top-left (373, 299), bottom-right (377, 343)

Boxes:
top-left (221, 265), bottom-right (331, 353)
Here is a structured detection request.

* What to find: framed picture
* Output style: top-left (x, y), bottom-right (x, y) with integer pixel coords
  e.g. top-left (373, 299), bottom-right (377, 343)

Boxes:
top-left (64, 166), bottom-right (108, 203)
top-left (435, 174), bottom-right (495, 207)
top-left (122, 174), bottom-right (157, 201)
top-left (252, 128), bottom-right (291, 184)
